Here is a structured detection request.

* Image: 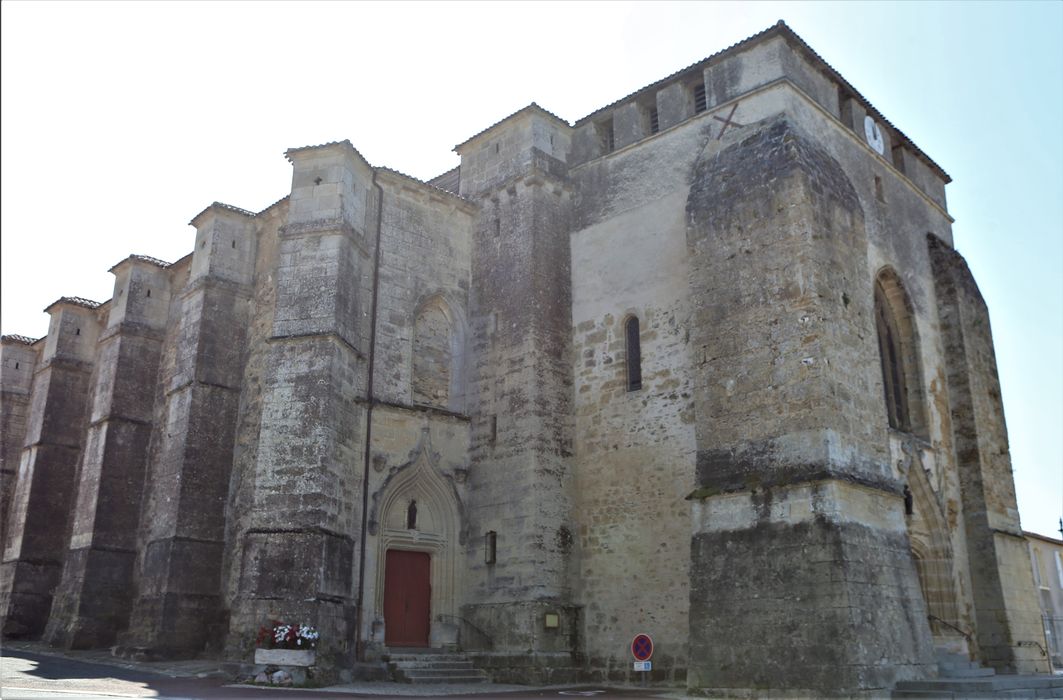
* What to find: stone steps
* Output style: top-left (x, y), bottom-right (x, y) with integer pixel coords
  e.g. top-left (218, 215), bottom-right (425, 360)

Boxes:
top-left (386, 650), bottom-right (489, 684)
top-left (892, 679), bottom-right (1063, 700)
top-left (893, 675), bottom-right (1063, 698)
top-left (936, 659), bottom-right (996, 678)
top-left (892, 650), bottom-right (1063, 698)
top-left (936, 650), bottom-right (994, 676)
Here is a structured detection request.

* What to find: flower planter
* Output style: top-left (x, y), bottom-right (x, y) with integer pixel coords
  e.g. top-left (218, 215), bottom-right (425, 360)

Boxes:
top-left (254, 648), bottom-right (316, 666)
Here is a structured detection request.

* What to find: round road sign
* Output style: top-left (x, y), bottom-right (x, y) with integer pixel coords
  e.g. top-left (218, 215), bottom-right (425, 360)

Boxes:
top-left (631, 633), bottom-right (653, 661)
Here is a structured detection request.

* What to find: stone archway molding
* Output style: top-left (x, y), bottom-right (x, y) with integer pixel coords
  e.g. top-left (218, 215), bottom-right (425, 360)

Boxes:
top-left (904, 449), bottom-right (963, 647)
top-left (368, 427), bottom-right (467, 649)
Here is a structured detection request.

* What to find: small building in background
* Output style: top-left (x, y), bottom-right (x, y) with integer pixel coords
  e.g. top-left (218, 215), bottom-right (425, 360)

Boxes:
top-left (1027, 530), bottom-right (1063, 669)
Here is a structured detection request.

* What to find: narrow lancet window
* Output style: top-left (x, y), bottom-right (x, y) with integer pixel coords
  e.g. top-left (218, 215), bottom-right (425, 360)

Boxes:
top-left (873, 270), bottom-right (926, 435)
top-left (625, 316), bottom-right (642, 392)
top-left (876, 288), bottom-right (909, 430)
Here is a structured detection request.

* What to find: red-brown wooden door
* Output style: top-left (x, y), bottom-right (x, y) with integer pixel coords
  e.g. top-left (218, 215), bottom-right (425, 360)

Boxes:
top-left (383, 550), bottom-right (431, 647)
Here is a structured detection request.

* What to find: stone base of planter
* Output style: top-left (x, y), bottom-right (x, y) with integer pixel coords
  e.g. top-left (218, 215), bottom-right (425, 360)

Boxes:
top-left (254, 648), bottom-right (316, 666)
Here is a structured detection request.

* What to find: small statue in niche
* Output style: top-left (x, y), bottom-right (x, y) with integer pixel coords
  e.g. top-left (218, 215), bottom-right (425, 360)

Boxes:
top-left (407, 500), bottom-right (418, 530)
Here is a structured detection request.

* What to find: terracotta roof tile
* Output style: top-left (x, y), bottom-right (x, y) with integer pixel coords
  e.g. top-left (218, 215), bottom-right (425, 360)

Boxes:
top-left (284, 139), bottom-right (370, 167)
top-left (130, 254), bottom-right (172, 268)
top-left (44, 296), bottom-right (102, 312)
top-left (427, 166), bottom-right (460, 193)
top-left (776, 22), bottom-right (950, 183)
top-left (256, 195), bottom-right (290, 216)
top-left (453, 103), bottom-right (570, 152)
top-left (188, 196), bottom-right (289, 228)
top-left (109, 254), bottom-right (173, 273)
top-left (376, 166), bottom-right (472, 204)
top-left (573, 20), bottom-right (949, 183)
top-left (574, 22), bottom-right (781, 126)
top-left (1, 334), bottom-right (39, 345)
top-left (189, 201), bottom-right (256, 226)
top-left (1024, 530), bottom-right (1063, 545)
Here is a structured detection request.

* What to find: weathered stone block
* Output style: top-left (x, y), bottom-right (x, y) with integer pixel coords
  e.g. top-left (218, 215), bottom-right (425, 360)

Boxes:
top-left (255, 648), bottom-right (316, 666)
top-left (689, 517), bottom-right (935, 693)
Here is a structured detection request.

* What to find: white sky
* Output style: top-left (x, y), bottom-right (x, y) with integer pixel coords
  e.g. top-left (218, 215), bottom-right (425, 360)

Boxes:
top-left (2, 1), bottom-right (1060, 539)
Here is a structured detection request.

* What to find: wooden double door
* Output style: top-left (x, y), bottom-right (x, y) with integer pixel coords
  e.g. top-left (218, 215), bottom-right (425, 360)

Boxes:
top-left (383, 549), bottom-right (431, 647)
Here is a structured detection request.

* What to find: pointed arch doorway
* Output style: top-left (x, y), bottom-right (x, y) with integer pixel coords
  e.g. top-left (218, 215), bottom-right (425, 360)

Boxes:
top-left (370, 432), bottom-right (464, 649)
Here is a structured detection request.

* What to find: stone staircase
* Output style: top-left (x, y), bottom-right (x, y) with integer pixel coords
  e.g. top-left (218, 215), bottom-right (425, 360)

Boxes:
top-left (386, 650), bottom-right (490, 684)
top-left (893, 651), bottom-right (1063, 698)
top-left (935, 650), bottom-right (998, 679)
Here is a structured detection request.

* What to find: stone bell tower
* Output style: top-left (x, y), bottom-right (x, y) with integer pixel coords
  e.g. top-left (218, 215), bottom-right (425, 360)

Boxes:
top-left (685, 117), bottom-right (936, 692)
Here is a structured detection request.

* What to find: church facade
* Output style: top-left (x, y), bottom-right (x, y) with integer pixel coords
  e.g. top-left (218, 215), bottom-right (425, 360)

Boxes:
top-left (0, 22), bottom-right (1049, 695)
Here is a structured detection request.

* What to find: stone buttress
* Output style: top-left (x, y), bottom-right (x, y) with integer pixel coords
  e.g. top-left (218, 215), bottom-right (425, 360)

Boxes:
top-left (0, 299), bottom-right (102, 638)
top-left (0, 336), bottom-right (38, 552)
top-left (228, 142), bottom-right (376, 667)
top-left (122, 205), bottom-right (255, 656)
top-left (456, 107), bottom-right (581, 681)
top-left (45, 257), bottom-right (171, 648)
top-left (685, 118), bottom-right (936, 693)
top-left (929, 235), bottom-right (1049, 674)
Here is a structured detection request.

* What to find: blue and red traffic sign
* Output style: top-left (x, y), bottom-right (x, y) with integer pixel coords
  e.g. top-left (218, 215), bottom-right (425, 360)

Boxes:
top-left (631, 633), bottom-right (653, 661)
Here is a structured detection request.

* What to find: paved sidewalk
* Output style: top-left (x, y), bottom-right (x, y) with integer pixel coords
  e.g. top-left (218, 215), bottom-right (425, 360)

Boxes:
top-left (236, 680), bottom-right (551, 695)
top-left (1, 642), bottom-right (689, 698)
top-left (2, 639), bottom-right (233, 678)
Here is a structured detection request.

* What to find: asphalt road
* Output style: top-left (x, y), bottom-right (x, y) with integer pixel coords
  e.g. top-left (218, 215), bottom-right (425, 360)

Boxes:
top-left (1, 648), bottom-right (673, 700)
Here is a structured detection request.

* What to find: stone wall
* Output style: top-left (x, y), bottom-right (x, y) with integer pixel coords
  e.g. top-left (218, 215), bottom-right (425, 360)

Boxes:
top-left (567, 113), bottom-right (701, 684)
top-left (370, 170), bottom-right (474, 414)
top-left (358, 170), bottom-right (473, 653)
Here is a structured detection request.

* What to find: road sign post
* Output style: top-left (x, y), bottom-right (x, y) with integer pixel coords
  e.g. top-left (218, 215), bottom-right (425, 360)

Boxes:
top-left (631, 633), bottom-right (653, 686)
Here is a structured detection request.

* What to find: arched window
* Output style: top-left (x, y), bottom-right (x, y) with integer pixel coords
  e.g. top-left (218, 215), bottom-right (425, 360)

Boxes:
top-left (875, 283), bottom-right (909, 430)
top-left (625, 316), bottom-right (642, 392)
top-left (412, 302), bottom-right (453, 408)
top-left (874, 271), bottom-right (926, 435)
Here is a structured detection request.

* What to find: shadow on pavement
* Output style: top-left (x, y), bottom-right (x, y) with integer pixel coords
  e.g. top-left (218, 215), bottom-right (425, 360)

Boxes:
top-left (2, 648), bottom-right (678, 699)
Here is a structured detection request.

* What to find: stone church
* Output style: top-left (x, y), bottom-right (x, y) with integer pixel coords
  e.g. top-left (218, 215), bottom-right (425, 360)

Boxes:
top-left (0, 21), bottom-right (1050, 695)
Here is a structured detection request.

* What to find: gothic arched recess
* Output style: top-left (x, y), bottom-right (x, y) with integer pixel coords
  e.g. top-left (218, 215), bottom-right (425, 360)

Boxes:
top-left (411, 295), bottom-right (467, 414)
top-left (905, 454), bottom-right (963, 645)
